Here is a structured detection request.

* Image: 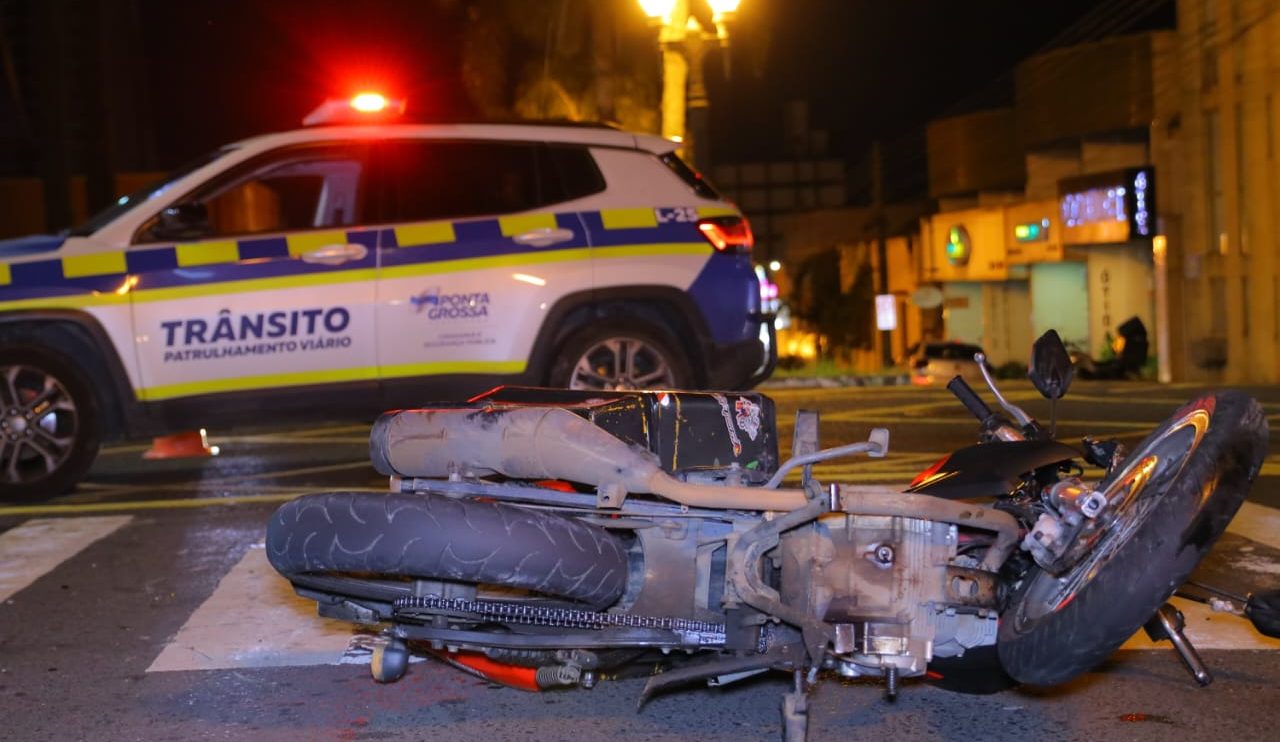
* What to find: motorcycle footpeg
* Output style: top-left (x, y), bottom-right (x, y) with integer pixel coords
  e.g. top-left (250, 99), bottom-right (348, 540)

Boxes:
top-left (1143, 603), bottom-right (1212, 687)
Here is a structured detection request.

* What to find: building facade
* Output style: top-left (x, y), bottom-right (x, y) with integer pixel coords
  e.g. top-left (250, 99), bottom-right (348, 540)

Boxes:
top-left (1172, 0), bottom-right (1280, 382)
top-left (923, 32), bottom-right (1176, 373)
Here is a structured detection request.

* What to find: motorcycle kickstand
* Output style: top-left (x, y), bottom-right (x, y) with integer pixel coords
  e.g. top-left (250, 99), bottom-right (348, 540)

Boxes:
top-left (1143, 603), bottom-right (1212, 686)
top-left (781, 669), bottom-right (809, 742)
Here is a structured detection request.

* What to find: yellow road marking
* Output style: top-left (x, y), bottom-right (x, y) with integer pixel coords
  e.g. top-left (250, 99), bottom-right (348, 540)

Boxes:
top-left (821, 413), bottom-right (1157, 429)
top-left (55, 460), bottom-right (379, 503)
top-left (0, 490), bottom-right (387, 518)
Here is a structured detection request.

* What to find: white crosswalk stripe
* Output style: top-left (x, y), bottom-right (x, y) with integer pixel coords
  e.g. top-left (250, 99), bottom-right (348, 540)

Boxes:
top-left (0, 515), bottom-right (131, 604)
top-left (1121, 596), bottom-right (1280, 650)
top-left (147, 544), bottom-right (363, 672)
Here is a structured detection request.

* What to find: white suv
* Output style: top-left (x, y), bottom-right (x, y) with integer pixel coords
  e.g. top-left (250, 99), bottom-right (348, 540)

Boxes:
top-left (0, 104), bottom-right (775, 500)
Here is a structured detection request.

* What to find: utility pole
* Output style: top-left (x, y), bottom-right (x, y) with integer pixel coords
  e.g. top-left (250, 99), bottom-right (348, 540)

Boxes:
top-left (32, 0), bottom-right (74, 231)
top-left (872, 141), bottom-right (893, 368)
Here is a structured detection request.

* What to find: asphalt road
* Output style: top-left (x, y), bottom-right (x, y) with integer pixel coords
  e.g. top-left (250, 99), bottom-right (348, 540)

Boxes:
top-left (1, 380), bottom-right (1278, 741)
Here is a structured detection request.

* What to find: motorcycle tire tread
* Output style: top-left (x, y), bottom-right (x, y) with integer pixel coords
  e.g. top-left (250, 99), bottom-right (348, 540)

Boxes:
top-left (266, 491), bottom-right (629, 607)
top-left (997, 391), bottom-right (1268, 686)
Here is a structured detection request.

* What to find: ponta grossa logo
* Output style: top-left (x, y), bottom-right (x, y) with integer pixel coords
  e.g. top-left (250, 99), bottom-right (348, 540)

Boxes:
top-left (410, 288), bottom-right (490, 321)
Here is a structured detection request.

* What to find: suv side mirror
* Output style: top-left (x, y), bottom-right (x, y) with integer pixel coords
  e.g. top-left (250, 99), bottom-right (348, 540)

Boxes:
top-left (147, 202), bottom-right (211, 241)
top-left (1029, 329), bottom-right (1074, 400)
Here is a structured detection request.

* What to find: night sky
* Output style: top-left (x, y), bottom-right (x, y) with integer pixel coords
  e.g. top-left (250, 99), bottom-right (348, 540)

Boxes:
top-left (137, 0), bottom-right (1174, 187)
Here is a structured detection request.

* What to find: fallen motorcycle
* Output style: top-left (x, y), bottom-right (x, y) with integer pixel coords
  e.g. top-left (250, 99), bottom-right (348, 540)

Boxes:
top-left (266, 330), bottom-right (1277, 741)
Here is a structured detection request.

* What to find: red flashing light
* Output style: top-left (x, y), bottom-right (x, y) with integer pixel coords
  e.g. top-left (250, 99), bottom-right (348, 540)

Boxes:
top-left (303, 93), bottom-right (406, 126)
top-left (350, 92), bottom-right (388, 112)
top-left (698, 216), bottom-right (753, 253)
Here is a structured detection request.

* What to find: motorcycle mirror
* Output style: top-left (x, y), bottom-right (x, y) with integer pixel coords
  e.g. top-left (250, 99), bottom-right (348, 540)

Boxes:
top-left (1028, 330), bottom-right (1074, 400)
top-left (1245, 589), bottom-right (1280, 638)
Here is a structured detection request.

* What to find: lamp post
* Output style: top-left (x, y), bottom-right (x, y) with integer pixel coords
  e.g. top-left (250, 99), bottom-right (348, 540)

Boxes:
top-left (638, 0), bottom-right (739, 174)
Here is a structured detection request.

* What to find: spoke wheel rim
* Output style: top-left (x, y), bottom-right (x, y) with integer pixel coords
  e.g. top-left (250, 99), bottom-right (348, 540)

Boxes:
top-left (567, 337), bottom-right (675, 391)
top-left (0, 364), bottom-right (79, 485)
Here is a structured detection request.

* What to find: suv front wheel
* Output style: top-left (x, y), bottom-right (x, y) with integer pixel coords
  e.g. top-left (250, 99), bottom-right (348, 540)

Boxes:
top-left (549, 323), bottom-right (694, 391)
top-left (0, 346), bottom-right (101, 502)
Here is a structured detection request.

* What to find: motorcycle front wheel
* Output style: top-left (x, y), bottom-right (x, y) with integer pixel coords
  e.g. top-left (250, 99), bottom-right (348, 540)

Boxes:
top-left (997, 391), bottom-right (1268, 686)
top-left (266, 491), bottom-right (630, 608)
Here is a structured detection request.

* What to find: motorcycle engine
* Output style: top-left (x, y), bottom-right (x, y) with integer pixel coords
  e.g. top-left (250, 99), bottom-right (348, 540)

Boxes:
top-left (779, 513), bottom-right (999, 678)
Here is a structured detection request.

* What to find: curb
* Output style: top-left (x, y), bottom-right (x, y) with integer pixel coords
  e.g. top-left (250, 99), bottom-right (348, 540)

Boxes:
top-left (760, 374), bottom-right (912, 390)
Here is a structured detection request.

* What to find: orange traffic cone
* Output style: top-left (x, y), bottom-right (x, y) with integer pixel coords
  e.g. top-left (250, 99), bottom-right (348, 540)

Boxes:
top-left (143, 429), bottom-right (218, 459)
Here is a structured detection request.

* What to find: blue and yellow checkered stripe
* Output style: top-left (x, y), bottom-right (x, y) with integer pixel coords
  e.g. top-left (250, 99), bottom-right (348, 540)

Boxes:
top-left (0, 206), bottom-right (738, 307)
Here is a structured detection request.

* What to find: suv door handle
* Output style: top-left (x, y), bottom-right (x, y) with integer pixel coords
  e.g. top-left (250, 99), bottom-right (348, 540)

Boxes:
top-left (512, 227), bottom-right (575, 248)
top-left (300, 242), bottom-right (368, 265)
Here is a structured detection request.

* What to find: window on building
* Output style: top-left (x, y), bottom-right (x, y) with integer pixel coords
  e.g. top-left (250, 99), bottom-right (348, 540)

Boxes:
top-left (1235, 102), bottom-right (1248, 254)
top-left (1242, 276), bottom-right (1250, 338)
top-left (1202, 0), bottom-right (1219, 89)
top-left (1268, 95), bottom-right (1275, 160)
top-left (1210, 276), bottom-right (1227, 336)
top-left (1206, 110), bottom-right (1226, 254)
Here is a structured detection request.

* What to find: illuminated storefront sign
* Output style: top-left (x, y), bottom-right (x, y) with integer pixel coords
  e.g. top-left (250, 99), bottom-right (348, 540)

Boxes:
top-left (945, 225), bottom-right (971, 266)
top-left (875, 294), bottom-right (898, 331)
top-left (1014, 218), bottom-right (1050, 243)
top-left (1058, 167), bottom-right (1155, 245)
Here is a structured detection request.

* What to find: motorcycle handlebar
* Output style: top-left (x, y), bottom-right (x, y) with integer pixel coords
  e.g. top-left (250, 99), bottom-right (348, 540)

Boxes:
top-left (947, 376), bottom-right (995, 423)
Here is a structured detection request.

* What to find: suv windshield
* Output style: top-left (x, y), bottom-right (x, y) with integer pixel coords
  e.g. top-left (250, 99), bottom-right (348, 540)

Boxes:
top-left (68, 146), bottom-right (238, 237)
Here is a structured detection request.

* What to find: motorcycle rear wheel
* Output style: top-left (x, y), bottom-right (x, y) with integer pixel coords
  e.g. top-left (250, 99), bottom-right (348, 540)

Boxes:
top-left (997, 391), bottom-right (1268, 686)
top-left (266, 491), bottom-right (629, 608)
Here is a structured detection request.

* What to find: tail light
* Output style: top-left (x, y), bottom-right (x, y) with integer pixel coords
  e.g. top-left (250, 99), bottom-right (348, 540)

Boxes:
top-left (698, 216), bottom-right (753, 254)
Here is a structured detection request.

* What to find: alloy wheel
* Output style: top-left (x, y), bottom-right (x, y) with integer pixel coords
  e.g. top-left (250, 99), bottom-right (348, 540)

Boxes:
top-left (567, 337), bottom-right (676, 391)
top-left (0, 364), bottom-right (79, 485)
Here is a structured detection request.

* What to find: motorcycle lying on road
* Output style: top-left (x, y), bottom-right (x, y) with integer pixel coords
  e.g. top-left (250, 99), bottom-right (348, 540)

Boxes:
top-left (267, 331), bottom-right (1278, 741)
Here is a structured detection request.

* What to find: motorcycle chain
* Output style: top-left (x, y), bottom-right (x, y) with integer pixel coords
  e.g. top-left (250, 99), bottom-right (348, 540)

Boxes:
top-left (393, 594), bottom-right (726, 637)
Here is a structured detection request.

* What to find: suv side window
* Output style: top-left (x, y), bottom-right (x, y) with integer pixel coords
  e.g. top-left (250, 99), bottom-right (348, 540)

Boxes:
top-left (134, 143), bottom-right (368, 242)
top-left (373, 140), bottom-right (601, 223)
top-left (547, 144), bottom-right (606, 201)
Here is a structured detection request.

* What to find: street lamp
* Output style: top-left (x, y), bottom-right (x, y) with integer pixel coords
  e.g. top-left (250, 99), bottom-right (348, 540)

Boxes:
top-left (638, 0), bottom-right (739, 173)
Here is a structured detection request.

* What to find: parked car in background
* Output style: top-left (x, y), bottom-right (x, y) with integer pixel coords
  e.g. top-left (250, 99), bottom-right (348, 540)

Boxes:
top-left (909, 341), bottom-right (990, 385)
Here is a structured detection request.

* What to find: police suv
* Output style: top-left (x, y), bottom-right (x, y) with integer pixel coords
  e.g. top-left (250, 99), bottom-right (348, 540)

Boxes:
top-left (0, 95), bottom-right (775, 500)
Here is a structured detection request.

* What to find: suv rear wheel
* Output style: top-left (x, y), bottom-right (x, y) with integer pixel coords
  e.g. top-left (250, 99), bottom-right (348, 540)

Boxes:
top-left (0, 346), bottom-right (101, 502)
top-left (549, 323), bottom-right (693, 391)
